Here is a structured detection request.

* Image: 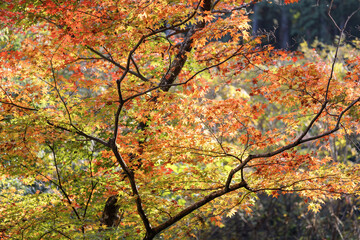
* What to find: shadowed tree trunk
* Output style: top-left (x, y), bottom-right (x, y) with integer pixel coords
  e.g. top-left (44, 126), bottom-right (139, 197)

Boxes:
top-left (280, 5), bottom-right (290, 49)
top-left (252, 4), bottom-right (260, 36)
top-left (100, 195), bottom-right (121, 228)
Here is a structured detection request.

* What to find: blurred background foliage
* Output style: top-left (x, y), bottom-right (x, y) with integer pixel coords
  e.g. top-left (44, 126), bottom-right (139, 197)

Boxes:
top-left (251, 0), bottom-right (360, 50)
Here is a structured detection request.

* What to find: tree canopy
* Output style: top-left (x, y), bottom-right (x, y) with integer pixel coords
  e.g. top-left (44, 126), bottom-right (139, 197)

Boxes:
top-left (0, 0), bottom-right (359, 239)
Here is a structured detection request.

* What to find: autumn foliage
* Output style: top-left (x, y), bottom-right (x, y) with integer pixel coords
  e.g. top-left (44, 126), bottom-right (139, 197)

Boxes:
top-left (0, 0), bottom-right (359, 239)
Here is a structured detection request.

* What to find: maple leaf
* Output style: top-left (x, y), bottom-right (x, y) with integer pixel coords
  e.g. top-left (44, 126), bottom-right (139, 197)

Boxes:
top-left (284, 0), bottom-right (300, 4)
top-left (226, 208), bottom-right (237, 218)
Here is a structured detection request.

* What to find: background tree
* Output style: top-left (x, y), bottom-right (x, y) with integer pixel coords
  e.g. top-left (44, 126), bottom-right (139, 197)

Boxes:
top-left (0, 0), bottom-right (359, 239)
top-left (251, 0), bottom-right (360, 49)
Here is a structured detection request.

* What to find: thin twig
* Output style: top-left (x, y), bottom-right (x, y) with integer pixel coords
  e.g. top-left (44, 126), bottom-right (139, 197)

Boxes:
top-left (48, 144), bottom-right (82, 222)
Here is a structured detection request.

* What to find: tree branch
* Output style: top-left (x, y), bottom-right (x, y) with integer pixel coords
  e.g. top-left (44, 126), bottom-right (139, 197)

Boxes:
top-left (48, 144), bottom-right (82, 222)
top-left (149, 180), bottom-right (247, 239)
top-left (325, 4), bottom-right (360, 101)
top-left (0, 101), bottom-right (37, 111)
top-left (46, 120), bottom-right (109, 146)
top-left (110, 142), bottom-right (153, 235)
top-left (86, 46), bottom-right (151, 82)
top-left (224, 96), bottom-right (360, 191)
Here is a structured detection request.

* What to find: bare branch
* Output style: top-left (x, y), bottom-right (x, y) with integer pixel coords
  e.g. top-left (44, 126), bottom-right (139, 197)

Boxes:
top-left (0, 100), bottom-right (37, 111)
top-left (50, 61), bottom-right (73, 125)
top-left (0, 85), bottom-right (37, 111)
top-left (325, 4), bottom-right (360, 101)
top-left (46, 120), bottom-right (109, 146)
top-left (151, 180), bottom-right (247, 238)
top-left (86, 46), bottom-right (151, 82)
top-left (83, 148), bottom-right (99, 219)
top-left (48, 144), bottom-right (82, 222)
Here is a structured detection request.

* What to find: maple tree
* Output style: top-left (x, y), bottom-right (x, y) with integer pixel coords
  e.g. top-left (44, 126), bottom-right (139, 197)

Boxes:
top-left (0, 0), bottom-right (359, 239)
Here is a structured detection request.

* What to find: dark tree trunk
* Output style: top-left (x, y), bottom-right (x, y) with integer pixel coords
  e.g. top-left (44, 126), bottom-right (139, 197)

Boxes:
top-left (100, 195), bottom-right (121, 228)
top-left (280, 5), bottom-right (290, 49)
top-left (252, 4), bottom-right (260, 36)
